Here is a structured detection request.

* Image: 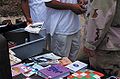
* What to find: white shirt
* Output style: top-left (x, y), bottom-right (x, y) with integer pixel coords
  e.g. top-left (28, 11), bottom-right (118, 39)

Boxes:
top-left (29, 0), bottom-right (47, 23)
top-left (43, 0), bottom-right (81, 36)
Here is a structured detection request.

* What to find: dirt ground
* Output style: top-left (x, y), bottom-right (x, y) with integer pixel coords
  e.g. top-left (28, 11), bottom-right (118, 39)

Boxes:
top-left (0, 0), bottom-right (22, 17)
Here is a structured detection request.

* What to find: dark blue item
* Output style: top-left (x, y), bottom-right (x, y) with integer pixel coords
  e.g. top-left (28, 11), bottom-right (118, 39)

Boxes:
top-left (73, 64), bottom-right (79, 67)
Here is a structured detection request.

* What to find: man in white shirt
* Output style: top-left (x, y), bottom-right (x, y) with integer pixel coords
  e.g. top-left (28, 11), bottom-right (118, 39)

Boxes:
top-left (21, 0), bottom-right (47, 24)
top-left (21, 0), bottom-right (51, 49)
top-left (43, 0), bottom-right (86, 61)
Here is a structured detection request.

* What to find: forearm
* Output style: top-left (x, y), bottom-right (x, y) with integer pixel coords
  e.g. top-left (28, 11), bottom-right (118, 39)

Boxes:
top-left (45, 0), bottom-right (73, 10)
top-left (77, 0), bottom-right (87, 4)
top-left (45, 0), bottom-right (86, 15)
top-left (21, 0), bottom-right (31, 19)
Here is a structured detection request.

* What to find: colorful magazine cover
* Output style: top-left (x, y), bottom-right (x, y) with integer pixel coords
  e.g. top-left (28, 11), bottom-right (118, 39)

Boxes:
top-left (67, 69), bottom-right (104, 79)
top-left (38, 64), bottom-right (70, 79)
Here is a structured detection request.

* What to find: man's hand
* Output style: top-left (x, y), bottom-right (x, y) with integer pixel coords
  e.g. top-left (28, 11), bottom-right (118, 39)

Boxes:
top-left (70, 4), bottom-right (87, 15)
top-left (92, 9), bottom-right (98, 18)
top-left (26, 17), bottom-right (32, 25)
top-left (83, 46), bottom-right (95, 57)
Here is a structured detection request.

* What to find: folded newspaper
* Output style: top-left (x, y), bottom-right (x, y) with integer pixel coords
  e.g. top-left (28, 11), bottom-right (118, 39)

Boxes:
top-left (24, 22), bottom-right (44, 34)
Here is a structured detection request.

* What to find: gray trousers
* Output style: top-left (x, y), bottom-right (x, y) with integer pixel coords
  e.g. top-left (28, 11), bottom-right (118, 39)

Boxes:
top-left (51, 31), bottom-right (80, 61)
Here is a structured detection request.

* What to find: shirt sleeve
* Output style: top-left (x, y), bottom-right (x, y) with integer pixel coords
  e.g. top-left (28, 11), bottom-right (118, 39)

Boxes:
top-left (42, 0), bottom-right (52, 2)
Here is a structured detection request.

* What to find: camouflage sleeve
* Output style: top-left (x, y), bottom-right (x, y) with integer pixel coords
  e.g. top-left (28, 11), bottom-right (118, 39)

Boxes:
top-left (84, 0), bottom-right (116, 50)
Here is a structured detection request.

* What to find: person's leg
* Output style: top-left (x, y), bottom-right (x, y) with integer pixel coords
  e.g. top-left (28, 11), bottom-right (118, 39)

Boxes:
top-left (77, 27), bottom-right (89, 63)
top-left (45, 33), bottom-right (51, 50)
top-left (89, 50), bottom-right (120, 77)
top-left (115, 51), bottom-right (120, 77)
top-left (51, 34), bottom-right (72, 58)
top-left (69, 31), bottom-right (80, 61)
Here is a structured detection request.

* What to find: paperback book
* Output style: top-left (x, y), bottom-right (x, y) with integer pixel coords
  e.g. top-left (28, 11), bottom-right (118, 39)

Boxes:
top-left (24, 22), bottom-right (44, 34)
top-left (67, 69), bottom-right (104, 79)
top-left (38, 64), bottom-right (70, 79)
top-left (31, 53), bottom-right (61, 66)
top-left (65, 61), bottom-right (88, 73)
top-left (11, 64), bottom-right (25, 77)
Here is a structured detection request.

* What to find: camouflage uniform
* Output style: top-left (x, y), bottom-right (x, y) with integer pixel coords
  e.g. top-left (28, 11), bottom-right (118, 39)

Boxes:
top-left (84, 0), bottom-right (120, 77)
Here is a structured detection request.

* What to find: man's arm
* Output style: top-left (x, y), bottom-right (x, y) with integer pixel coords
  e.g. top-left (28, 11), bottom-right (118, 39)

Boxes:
top-left (45, 0), bottom-right (86, 14)
top-left (84, 0), bottom-right (116, 57)
top-left (21, 0), bottom-right (32, 24)
top-left (45, 0), bottom-right (74, 10)
top-left (77, 0), bottom-right (88, 5)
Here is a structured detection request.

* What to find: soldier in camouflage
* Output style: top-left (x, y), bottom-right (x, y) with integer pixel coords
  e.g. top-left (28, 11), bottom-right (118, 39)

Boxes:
top-left (84, 0), bottom-right (120, 77)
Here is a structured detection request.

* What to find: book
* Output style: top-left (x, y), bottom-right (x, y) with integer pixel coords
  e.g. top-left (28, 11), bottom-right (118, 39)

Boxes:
top-left (67, 69), bottom-right (104, 79)
top-left (11, 64), bottom-right (24, 76)
top-left (31, 53), bottom-right (61, 66)
top-left (38, 64), bottom-right (70, 79)
top-left (65, 61), bottom-right (88, 73)
top-left (22, 63), bottom-right (44, 77)
top-left (59, 57), bottom-right (72, 66)
top-left (9, 54), bottom-right (22, 66)
top-left (31, 57), bottom-right (60, 66)
top-left (9, 49), bottom-right (22, 66)
top-left (33, 53), bottom-right (62, 60)
top-left (11, 63), bottom-right (42, 77)
top-left (24, 22), bottom-right (44, 34)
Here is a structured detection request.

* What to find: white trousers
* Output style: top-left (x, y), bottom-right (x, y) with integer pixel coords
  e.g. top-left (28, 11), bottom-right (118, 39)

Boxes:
top-left (51, 31), bottom-right (80, 61)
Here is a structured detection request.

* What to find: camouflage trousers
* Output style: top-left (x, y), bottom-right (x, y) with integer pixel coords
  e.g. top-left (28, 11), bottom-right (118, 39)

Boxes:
top-left (89, 50), bottom-right (120, 77)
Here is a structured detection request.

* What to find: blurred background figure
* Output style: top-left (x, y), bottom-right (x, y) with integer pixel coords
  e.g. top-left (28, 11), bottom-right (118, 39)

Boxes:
top-left (0, 34), bottom-right (12, 79)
